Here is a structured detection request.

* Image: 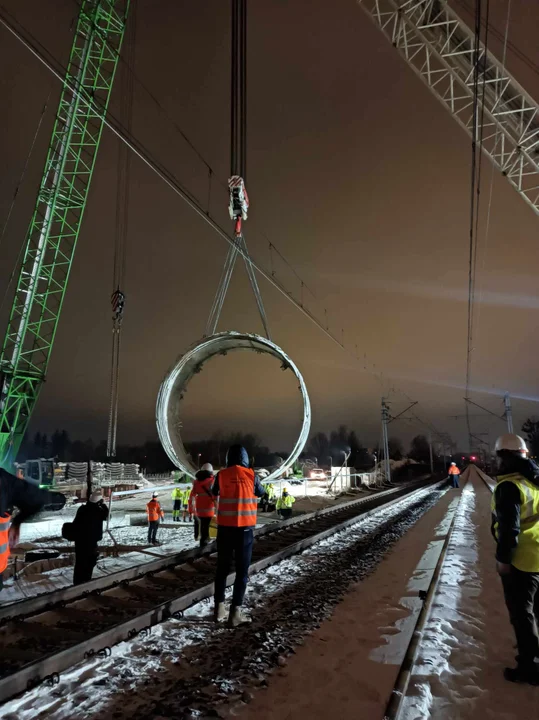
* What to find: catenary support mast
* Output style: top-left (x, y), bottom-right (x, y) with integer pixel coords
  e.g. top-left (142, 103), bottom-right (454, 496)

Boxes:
top-left (0, 1), bottom-right (130, 469)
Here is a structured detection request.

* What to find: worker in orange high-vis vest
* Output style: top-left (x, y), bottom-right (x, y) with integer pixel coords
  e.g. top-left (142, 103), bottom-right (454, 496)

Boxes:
top-left (448, 462), bottom-right (461, 488)
top-left (146, 492), bottom-right (164, 545)
top-left (189, 463), bottom-right (215, 547)
top-left (212, 445), bottom-right (265, 627)
top-left (0, 468), bottom-right (66, 591)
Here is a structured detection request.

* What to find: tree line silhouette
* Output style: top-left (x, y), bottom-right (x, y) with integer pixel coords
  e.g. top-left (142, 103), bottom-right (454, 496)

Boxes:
top-left (19, 425), bottom-right (443, 474)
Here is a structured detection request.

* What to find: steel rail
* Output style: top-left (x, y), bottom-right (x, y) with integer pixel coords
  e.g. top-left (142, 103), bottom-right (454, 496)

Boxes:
top-left (0, 478), bottom-right (442, 704)
top-left (0, 478), bottom-right (431, 624)
top-left (383, 466), bottom-right (492, 719)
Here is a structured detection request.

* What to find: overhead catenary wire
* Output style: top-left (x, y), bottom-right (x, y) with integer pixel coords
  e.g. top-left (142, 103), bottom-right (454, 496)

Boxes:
top-left (0, 90), bottom-right (52, 318)
top-left (465, 0), bottom-right (490, 449)
top-left (452, 0), bottom-right (539, 77)
top-left (0, 3), bottom-right (445, 444)
top-left (474, 0), bottom-right (512, 347)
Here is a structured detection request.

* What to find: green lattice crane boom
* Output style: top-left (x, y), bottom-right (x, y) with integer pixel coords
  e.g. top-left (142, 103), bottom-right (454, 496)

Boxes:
top-left (0, 1), bottom-right (130, 470)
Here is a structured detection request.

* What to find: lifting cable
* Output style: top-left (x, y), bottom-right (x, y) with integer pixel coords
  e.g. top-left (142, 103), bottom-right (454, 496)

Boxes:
top-left (0, 5), bottom-right (444, 442)
top-left (206, 0), bottom-right (271, 339)
top-left (106, 1), bottom-right (136, 458)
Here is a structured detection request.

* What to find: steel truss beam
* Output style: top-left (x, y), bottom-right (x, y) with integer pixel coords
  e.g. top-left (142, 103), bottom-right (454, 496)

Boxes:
top-left (0, 1), bottom-right (130, 467)
top-left (357, 0), bottom-right (539, 215)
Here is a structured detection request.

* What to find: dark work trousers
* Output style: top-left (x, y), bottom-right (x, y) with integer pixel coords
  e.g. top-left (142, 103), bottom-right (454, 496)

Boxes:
top-left (502, 566), bottom-right (539, 668)
top-left (214, 526), bottom-right (254, 607)
top-left (194, 516), bottom-right (211, 546)
top-left (148, 520), bottom-right (159, 544)
top-left (450, 474), bottom-right (460, 488)
top-left (73, 545), bottom-right (99, 585)
top-left (279, 509), bottom-right (293, 520)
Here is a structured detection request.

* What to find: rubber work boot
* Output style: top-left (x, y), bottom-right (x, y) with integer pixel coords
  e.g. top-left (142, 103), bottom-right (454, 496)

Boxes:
top-left (228, 606), bottom-right (251, 628)
top-left (504, 665), bottom-right (539, 686)
top-left (214, 603), bottom-right (227, 623)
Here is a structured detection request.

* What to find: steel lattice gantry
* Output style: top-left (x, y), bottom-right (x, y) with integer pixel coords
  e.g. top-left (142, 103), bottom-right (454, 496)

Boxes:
top-left (357, 0), bottom-right (539, 215)
top-left (0, 1), bottom-right (130, 468)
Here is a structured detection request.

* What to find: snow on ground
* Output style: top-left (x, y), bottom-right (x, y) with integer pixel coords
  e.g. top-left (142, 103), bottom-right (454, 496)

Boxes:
top-left (228, 485), bottom-right (456, 720)
top-left (0, 484), bottom-right (442, 720)
top-left (403, 468), bottom-right (539, 720)
top-left (1, 526), bottom-right (196, 605)
top-left (3, 481), bottom-right (358, 606)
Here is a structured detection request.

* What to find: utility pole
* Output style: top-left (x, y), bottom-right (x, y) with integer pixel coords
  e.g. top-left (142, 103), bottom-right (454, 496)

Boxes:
top-left (428, 432), bottom-right (434, 475)
top-left (504, 393), bottom-right (514, 434)
top-left (381, 398), bottom-right (391, 483)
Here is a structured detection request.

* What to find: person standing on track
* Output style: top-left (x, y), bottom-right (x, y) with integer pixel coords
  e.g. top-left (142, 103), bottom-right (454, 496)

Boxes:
top-left (189, 463), bottom-right (215, 547)
top-left (146, 492), bottom-right (164, 545)
top-left (72, 490), bottom-right (109, 585)
top-left (212, 445), bottom-right (265, 627)
top-left (492, 433), bottom-right (539, 685)
top-left (448, 462), bottom-right (461, 488)
top-left (181, 483), bottom-right (192, 523)
top-left (171, 485), bottom-right (183, 522)
top-left (0, 468), bottom-right (66, 592)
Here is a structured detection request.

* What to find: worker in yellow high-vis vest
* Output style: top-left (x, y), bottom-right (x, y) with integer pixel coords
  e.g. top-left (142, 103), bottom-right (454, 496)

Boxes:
top-left (181, 485), bottom-right (192, 522)
top-left (492, 433), bottom-right (539, 686)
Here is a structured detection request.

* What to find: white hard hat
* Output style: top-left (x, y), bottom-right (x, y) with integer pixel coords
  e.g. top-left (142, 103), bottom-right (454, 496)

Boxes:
top-left (450, 462), bottom-right (456, 466)
top-left (152, 492), bottom-right (159, 498)
top-left (201, 463), bottom-right (213, 472)
top-left (494, 433), bottom-right (528, 455)
top-left (89, 491), bottom-right (103, 503)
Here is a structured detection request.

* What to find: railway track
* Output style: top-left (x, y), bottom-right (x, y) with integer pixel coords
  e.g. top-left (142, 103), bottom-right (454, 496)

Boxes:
top-left (383, 466), bottom-right (492, 719)
top-left (0, 477), bottom-right (441, 705)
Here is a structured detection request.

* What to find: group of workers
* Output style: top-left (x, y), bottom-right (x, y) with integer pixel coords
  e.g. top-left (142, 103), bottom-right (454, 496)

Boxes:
top-left (4, 433), bottom-right (539, 683)
top-left (145, 469), bottom-right (296, 546)
top-left (143, 447), bottom-right (295, 626)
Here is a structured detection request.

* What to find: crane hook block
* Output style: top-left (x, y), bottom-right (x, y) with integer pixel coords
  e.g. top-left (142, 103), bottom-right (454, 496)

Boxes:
top-left (228, 176), bottom-right (249, 225)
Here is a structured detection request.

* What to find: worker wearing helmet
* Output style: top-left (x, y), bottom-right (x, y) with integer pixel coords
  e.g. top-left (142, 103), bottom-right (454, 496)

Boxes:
top-left (492, 433), bottom-right (539, 685)
top-left (189, 463), bottom-right (215, 547)
top-left (71, 489), bottom-right (109, 585)
top-left (146, 492), bottom-right (164, 545)
top-left (448, 461), bottom-right (461, 488)
top-left (276, 488), bottom-right (296, 520)
top-left (212, 445), bottom-right (265, 627)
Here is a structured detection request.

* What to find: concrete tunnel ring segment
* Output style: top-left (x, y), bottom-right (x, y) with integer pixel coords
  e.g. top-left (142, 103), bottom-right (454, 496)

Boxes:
top-left (156, 331), bottom-right (312, 481)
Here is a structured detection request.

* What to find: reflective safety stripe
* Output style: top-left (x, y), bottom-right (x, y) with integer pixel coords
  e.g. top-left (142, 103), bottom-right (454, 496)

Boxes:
top-left (218, 509), bottom-right (258, 517)
top-left (520, 483), bottom-right (535, 519)
top-left (0, 512), bottom-right (10, 574)
top-left (218, 497), bottom-right (258, 505)
top-left (217, 466), bottom-right (258, 528)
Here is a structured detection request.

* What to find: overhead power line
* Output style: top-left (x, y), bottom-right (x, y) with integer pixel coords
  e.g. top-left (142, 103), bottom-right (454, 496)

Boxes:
top-left (0, 2), bottom-right (446, 442)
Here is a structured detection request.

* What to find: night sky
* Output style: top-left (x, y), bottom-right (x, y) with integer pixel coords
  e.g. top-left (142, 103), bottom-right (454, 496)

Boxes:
top-left (1, 0), bottom-right (538, 454)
